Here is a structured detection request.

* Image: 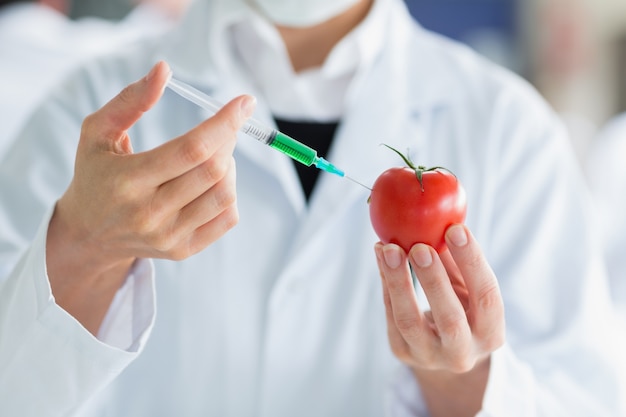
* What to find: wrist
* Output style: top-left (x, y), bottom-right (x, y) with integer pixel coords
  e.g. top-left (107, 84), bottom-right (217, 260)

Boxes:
top-left (47, 196), bottom-right (135, 277)
top-left (412, 355), bottom-right (491, 417)
top-left (46, 201), bottom-right (135, 335)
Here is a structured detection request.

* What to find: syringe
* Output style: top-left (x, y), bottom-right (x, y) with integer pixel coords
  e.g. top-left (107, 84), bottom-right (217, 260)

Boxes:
top-left (166, 76), bottom-right (353, 180)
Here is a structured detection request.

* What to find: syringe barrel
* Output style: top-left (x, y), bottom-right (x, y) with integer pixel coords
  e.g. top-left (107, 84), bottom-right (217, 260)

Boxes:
top-left (167, 78), bottom-right (222, 114)
top-left (167, 77), bottom-right (277, 145)
top-left (269, 132), bottom-right (317, 166)
top-left (166, 77), bottom-right (333, 171)
top-left (241, 118), bottom-right (277, 145)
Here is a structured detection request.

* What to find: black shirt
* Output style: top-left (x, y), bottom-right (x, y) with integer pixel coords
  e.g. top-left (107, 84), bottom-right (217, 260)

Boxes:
top-left (274, 119), bottom-right (339, 201)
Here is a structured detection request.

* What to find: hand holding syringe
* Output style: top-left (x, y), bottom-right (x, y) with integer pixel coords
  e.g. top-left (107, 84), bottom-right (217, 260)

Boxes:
top-left (166, 76), bottom-right (370, 190)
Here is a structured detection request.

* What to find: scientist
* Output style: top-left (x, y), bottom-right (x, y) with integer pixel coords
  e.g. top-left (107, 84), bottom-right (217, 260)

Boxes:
top-left (0, 0), bottom-right (624, 416)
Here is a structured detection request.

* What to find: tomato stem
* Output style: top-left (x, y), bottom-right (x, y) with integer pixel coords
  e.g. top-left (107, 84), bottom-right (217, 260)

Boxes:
top-left (381, 143), bottom-right (456, 192)
top-left (382, 144), bottom-right (417, 170)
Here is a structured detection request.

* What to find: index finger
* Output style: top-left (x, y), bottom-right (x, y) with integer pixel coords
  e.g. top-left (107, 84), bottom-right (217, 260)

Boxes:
top-left (133, 94), bottom-right (256, 187)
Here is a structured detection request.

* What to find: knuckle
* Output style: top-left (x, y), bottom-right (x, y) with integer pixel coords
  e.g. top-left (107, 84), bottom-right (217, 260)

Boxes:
top-left (132, 216), bottom-right (152, 236)
top-left (111, 174), bottom-right (134, 198)
top-left (179, 137), bottom-right (211, 167)
top-left (138, 216), bottom-right (179, 255)
top-left (202, 156), bottom-right (230, 185)
top-left (134, 198), bottom-right (167, 234)
top-left (439, 314), bottom-right (469, 343)
top-left (480, 325), bottom-right (506, 352)
top-left (220, 205), bottom-right (240, 231)
top-left (128, 206), bottom-right (158, 236)
top-left (446, 354), bottom-right (476, 374)
top-left (390, 343), bottom-right (410, 362)
top-left (168, 246), bottom-right (193, 262)
top-left (203, 112), bottom-right (240, 146)
top-left (395, 315), bottom-right (419, 333)
top-left (117, 85), bottom-right (135, 107)
top-left (147, 230), bottom-right (177, 254)
top-left (464, 250), bottom-right (485, 272)
top-left (386, 276), bottom-right (412, 294)
top-left (477, 284), bottom-right (503, 313)
top-left (441, 341), bottom-right (476, 373)
top-left (81, 113), bottom-right (98, 134)
top-left (207, 164), bottom-right (237, 215)
top-left (225, 118), bottom-right (240, 135)
top-left (187, 207), bottom-right (239, 254)
top-left (183, 240), bottom-right (206, 260)
top-left (219, 111), bottom-right (242, 134)
top-left (483, 332), bottom-right (506, 353)
top-left (215, 184), bottom-right (237, 211)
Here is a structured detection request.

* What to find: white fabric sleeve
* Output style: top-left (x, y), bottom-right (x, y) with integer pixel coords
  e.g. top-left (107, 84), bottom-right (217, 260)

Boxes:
top-left (97, 257), bottom-right (155, 351)
top-left (0, 208), bottom-right (156, 416)
top-left (386, 340), bottom-right (626, 417)
top-left (479, 341), bottom-right (626, 417)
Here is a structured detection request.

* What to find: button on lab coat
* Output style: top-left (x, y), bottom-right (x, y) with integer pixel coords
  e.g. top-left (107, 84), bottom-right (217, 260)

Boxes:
top-left (0, 0), bottom-right (624, 416)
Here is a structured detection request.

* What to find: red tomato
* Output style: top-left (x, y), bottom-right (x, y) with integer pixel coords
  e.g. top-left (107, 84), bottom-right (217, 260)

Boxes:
top-left (368, 148), bottom-right (467, 253)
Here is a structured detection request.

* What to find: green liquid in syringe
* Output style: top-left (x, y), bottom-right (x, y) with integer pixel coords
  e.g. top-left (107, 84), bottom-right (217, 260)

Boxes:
top-left (268, 131), bottom-right (345, 177)
top-left (269, 132), bottom-right (318, 166)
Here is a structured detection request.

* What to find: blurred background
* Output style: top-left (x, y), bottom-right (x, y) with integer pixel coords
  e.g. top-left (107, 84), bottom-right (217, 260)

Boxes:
top-left (66, 0), bottom-right (626, 164)
top-left (403, 0), bottom-right (626, 165)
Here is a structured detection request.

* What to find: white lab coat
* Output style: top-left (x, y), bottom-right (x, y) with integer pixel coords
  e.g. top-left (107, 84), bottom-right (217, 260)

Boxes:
top-left (0, 0), bottom-right (624, 416)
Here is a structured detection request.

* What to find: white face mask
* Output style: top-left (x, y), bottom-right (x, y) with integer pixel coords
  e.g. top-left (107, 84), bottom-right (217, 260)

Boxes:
top-left (249, 0), bottom-right (362, 27)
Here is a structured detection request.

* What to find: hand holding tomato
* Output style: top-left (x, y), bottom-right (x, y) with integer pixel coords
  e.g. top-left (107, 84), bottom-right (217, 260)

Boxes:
top-left (374, 229), bottom-right (505, 414)
top-left (369, 146), bottom-right (505, 415)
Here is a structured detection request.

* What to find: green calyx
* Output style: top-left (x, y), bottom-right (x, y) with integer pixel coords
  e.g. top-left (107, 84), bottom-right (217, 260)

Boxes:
top-left (381, 143), bottom-right (452, 192)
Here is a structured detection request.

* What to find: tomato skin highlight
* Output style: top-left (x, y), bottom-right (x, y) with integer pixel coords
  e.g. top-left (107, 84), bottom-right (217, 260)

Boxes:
top-left (369, 167), bottom-right (467, 253)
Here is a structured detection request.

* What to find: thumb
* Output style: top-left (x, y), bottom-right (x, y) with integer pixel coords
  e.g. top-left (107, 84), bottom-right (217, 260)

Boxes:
top-left (81, 61), bottom-right (171, 150)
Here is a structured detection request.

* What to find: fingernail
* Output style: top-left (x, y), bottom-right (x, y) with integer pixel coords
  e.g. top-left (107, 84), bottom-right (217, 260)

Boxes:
top-left (382, 245), bottom-right (403, 269)
top-left (411, 244), bottom-right (432, 267)
top-left (240, 95), bottom-right (257, 119)
top-left (447, 224), bottom-right (468, 247)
